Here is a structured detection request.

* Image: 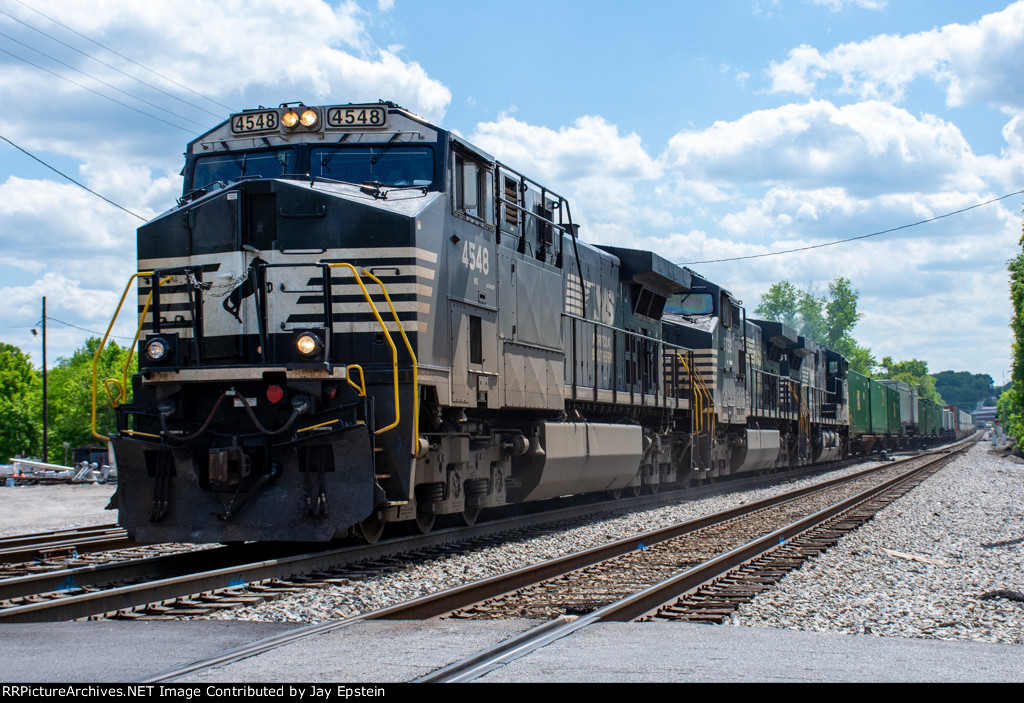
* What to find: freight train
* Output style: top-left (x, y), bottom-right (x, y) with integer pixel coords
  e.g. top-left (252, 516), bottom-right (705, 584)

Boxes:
top-left (94, 101), bottom-right (972, 543)
top-left (847, 374), bottom-right (973, 455)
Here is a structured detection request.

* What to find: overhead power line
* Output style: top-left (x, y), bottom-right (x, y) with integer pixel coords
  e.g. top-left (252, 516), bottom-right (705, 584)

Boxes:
top-left (0, 30), bottom-right (209, 130)
top-left (0, 46), bottom-right (196, 134)
top-left (0, 133), bottom-right (147, 221)
top-left (10, 0), bottom-right (235, 114)
top-left (47, 315), bottom-right (133, 341)
top-left (0, 7), bottom-right (224, 120)
top-left (678, 189), bottom-right (1024, 265)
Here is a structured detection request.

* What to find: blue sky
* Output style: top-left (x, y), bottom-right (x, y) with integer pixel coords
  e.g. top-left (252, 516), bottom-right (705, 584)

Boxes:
top-left (1, 0), bottom-right (1021, 388)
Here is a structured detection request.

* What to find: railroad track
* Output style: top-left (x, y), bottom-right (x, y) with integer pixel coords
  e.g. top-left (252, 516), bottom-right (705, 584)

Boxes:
top-left (643, 463), bottom-right (948, 623)
top-left (132, 439), bottom-right (973, 683)
top-left (0, 453), bottom-right (880, 624)
top-left (0, 491), bottom-right (717, 623)
top-left (0, 524), bottom-right (131, 572)
top-left (413, 442), bottom-right (971, 682)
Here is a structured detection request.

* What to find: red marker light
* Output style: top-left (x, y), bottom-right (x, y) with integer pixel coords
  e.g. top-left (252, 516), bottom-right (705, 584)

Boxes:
top-left (266, 384), bottom-right (284, 404)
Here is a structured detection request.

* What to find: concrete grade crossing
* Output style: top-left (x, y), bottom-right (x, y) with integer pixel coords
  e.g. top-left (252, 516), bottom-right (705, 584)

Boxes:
top-left (2, 617), bottom-right (1023, 683)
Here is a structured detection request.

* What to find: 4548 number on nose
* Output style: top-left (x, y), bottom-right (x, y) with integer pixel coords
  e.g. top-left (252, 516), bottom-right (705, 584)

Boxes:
top-left (461, 241), bottom-right (490, 275)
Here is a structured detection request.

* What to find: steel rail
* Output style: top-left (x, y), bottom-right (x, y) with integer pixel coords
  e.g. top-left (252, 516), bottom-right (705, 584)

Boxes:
top-left (0, 544), bottom-right (246, 602)
top-left (417, 444), bottom-right (970, 682)
top-left (0, 450), bottom-right (891, 621)
top-left (371, 450), bottom-right (936, 620)
top-left (0, 536), bottom-right (134, 564)
top-left (132, 441), bottom-right (973, 683)
top-left (0, 487), bottom-right (715, 622)
top-left (1, 437), bottom-right (975, 623)
top-left (0, 525), bottom-right (132, 565)
top-left (601, 449), bottom-right (962, 622)
top-left (0, 524), bottom-right (124, 551)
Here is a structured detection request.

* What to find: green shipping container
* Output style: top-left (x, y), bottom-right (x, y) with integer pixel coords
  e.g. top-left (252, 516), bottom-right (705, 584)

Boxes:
top-left (870, 379), bottom-right (900, 435)
top-left (918, 398), bottom-right (941, 435)
top-left (848, 370), bottom-right (871, 436)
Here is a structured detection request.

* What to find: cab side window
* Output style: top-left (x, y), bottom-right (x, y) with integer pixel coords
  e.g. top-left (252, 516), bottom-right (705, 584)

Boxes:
top-left (454, 152), bottom-right (493, 224)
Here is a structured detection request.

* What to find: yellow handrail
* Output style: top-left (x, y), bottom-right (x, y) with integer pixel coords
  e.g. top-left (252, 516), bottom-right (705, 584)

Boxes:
top-left (360, 269), bottom-right (420, 456)
top-left (326, 263), bottom-right (400, 435)
top-left (678, 352), bottom-right (715, 437)
top-left (91, 271), bottom-right (170, 441)
top-left (789, 380), bottom-right (811, 435)
top-left (345, 364), bottom-right (367, 397)
top-left (677, 353), bottom-right (700, 432)
top-left (104, 275), bottom-right (174, 411)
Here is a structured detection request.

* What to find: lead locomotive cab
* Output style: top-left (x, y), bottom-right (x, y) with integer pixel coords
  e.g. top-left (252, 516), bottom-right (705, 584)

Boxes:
top-left (111, 101), bottom-right (458, 542)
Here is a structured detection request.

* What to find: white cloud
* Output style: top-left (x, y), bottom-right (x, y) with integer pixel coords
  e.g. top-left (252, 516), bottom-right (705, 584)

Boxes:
top-left (768, 1), bottom-right (1024, 112)
top-left (663, 100), bottom-right (983, 195)
top-left (0, 0), bottom-right (453, 364)
top-left (1, 272), bottom-right (123, 323)
top-left (471, 114), bottom-right (661, 183)
top-left (812, 0), bottom-right (887, 11)
top-left (0, 1), bottom-right (452, 145)
top-left (0, 176), bottom-right (140, 254)
top-left (469, 114), bottom-right (667, 231)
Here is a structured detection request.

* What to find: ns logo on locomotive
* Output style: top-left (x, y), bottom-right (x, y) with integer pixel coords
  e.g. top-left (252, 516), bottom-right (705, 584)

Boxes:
top-left (96, 101), bottom-right (967, 544)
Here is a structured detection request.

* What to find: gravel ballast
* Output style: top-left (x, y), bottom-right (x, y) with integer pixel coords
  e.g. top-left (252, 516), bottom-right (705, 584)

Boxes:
top-left (203, 460), bottom-right (891, 623)
top-left (3, 442), bottom-right (1019, 647)
top-left (207, 441), bottom-right (1024, 645)
top-left (733, 441), bottom-right (1024, 644)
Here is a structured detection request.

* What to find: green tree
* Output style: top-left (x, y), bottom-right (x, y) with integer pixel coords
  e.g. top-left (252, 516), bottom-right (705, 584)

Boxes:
top-left (825, 278), bottom-right (862, 348)
top-left (880, 356), bottom-right (944, 404)
top-left (0, 342), bottom-right (41, 461)
top-left (795, 288), bottom-right (826, 344)
top-left (46, 338), bottom-right (136, 462)
top-left (997, 384), bottom-right (1019, 430)
top-left (754, 281), bottom-right (800, 330)
top-left (933, 370), bottom-right (995, 409)
top-left (997, 217), bottom-right (1024, 445)
top-left (755, 277), bottom-right (867, 369)
top-left (836, 337), bottom-right (876, 376)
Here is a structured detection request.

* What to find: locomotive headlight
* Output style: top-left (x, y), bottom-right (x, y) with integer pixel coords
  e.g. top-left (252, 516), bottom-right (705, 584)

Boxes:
top-left (300, 108), bottom-right (318, 127)
top-left (294, 332), bottom-right (323, 357)
top-left (145, 337), bottom-right (169, 361)
top-left (282, 110), bottom-right (299, 128)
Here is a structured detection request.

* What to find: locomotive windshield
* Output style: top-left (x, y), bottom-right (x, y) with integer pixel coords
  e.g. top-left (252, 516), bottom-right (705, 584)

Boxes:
top-left (192, 149), bottom-right (294, 190)
top-left (665, 292), bottom-right (714, 315)
top-left (311, 146), bottom-right (433, 186)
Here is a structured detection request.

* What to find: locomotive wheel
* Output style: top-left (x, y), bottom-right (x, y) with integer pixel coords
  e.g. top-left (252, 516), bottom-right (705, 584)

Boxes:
top-left (414, 511), bottom-right (435, 534)
top-left (607, 488), bottom-right (623, 500)
top-left (358, 514), bottom-right (386, 543)
top-left (461, 507), bottom-right (481, 526)
top-left (628, 484), bottom-right (641, 497)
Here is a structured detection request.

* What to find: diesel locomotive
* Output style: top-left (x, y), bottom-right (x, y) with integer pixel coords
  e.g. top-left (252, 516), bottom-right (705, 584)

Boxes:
top-left (95, 101), bottom-right (966, 543)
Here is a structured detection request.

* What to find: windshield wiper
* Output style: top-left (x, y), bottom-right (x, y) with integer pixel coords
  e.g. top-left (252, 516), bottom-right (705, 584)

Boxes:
top-left (370, 133), bottom-right (402, 165)
top-left (317, 134), bottom-right (352, 170)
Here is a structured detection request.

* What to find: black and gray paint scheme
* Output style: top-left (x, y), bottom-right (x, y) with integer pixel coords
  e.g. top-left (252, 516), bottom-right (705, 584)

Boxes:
top-left (107, 101), bottom-right (958, 544)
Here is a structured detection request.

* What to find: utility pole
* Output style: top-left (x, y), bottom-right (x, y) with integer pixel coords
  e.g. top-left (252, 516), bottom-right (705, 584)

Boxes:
top-left (42, 296), bottom-right (48, 463)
